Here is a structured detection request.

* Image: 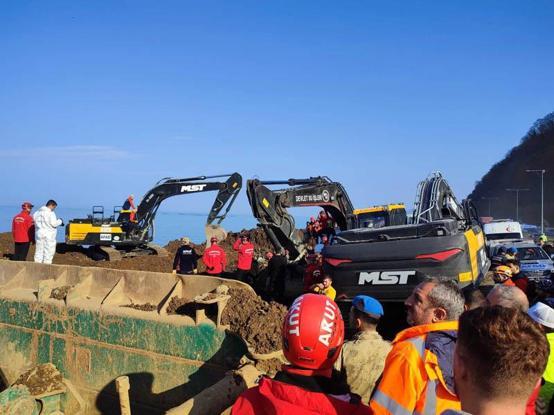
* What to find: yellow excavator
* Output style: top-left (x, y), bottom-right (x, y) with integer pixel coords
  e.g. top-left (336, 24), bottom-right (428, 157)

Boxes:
top-left (353, 203), bottom-right (407, 229)
top-left (65, 173), bottom-right (242, 260)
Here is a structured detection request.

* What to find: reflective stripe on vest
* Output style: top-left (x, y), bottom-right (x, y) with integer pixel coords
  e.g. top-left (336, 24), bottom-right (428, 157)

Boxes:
top-left (408, 337), bottom-right (438, 415)
top-left (372, 389), bottom-right (413, 415)
top-left (407, 337), bottom-right (425, 359)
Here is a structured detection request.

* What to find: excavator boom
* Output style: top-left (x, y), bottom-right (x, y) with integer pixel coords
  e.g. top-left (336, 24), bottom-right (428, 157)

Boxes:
top-left (132, 173), bottom-right (242, 241)
top-left (247, 176), bottom-right (354, 259)
top-left (65, 173), bottom-right (242, 260)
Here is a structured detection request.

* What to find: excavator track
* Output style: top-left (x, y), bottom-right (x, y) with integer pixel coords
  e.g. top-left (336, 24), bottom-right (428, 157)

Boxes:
top-left (90, 246), bottom-right (123, 261)
top-left (146, 243), bottom-right (169, 257)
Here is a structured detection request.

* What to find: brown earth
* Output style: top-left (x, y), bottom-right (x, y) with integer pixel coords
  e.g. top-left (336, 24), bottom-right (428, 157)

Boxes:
top-left (49, 285), bottom-right (73, 300)
top-left (255, 357), bottom-right (284, 377)
top-left (166, 296), bottom-right (197, 317)
top-left (0, 227), bottom-right (274, 274)
top-left (13, 363), bottom-right (64, 396)
top-left (121, 302), bottom-right (157, 311)
top-left (221, 288), bottom-right (288, 354)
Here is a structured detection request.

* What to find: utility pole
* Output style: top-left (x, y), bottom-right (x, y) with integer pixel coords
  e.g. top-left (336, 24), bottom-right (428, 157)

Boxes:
top-left (505, 188), bottom-right (529, 222)
top-left (481, 196), bottom-right (499, 217)
top-left (525, 169), bottom-right (546, 234)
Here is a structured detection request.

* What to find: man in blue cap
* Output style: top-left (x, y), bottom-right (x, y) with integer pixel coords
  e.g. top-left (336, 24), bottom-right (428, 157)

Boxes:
top-left (334, 295), bottom-right (391, 404)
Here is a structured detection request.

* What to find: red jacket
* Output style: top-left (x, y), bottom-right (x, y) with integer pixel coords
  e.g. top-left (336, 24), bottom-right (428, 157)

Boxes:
top-left (12, 211), bottom-right (35, 243)
top-left (303, 264), bottom-right (323, 291)
top-left (233, 240), bottom-right (254, 270)
top-left (202, 244), bottom-right (227, 274)
top-left (232, 376), bottom-right (372, 415)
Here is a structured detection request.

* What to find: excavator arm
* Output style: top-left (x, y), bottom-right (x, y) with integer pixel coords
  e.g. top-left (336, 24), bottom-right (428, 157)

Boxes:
top-left (130, 172), bottom-right (242, 242)
top-left (412, 172), bottom-right (471, 227)
top-left (246, 177), bottom-right (355, 260)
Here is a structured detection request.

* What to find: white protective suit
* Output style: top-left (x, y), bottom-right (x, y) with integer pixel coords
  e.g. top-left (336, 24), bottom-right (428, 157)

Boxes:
top-left (33, 206), bottom-right (62, 264)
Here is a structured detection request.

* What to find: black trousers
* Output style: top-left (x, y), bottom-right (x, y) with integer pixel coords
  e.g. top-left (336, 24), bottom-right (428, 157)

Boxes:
top-left (235, 269), bottom-right (253, 285)
top-left (13, 242), bottom-right (30, 261)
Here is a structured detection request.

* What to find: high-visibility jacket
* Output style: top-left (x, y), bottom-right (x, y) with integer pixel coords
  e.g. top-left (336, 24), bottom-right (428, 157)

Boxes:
top-left (370, 321), bottom-right (460, 415)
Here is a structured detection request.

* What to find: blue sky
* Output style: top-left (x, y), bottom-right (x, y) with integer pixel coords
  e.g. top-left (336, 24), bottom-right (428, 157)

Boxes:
top-left (1, 1), bottom-right (553, 215)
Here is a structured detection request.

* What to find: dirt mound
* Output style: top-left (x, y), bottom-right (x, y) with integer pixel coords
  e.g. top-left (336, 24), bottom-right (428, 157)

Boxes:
top-left (121, 302), bottom-right (157, 311)
top-left (166, 296), bottom-right (195, 315)
top-left (50, 285), bottom-right (73, 300)
top-left (13, 363), bottom-right (63, 396)
top-left (222, 288), bottom-right (288, 354)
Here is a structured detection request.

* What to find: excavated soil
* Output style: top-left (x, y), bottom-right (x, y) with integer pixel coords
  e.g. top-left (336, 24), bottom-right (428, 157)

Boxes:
top-left (121, 302), bottom-right (157, 311)
top-left (49, 285), bottom-right (73, 300)
top-left (166, 296), bottom-right (196, 316)
top-left (0, 227), bottom-right (274, 274)
top-left (222, 288), bottom-right (288, 354)
top-left (13, 363), bottom-right (64, 396)
top-left (255, 358), bottom-right (284, 377)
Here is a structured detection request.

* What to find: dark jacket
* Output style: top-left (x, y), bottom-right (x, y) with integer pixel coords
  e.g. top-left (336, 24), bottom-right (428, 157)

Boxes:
top-left (173, 245), bottom-right (198, 274)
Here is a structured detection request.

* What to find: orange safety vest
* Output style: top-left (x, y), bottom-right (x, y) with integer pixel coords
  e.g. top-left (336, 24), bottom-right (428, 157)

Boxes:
top-left (370, 321), bottom-right (460, 415)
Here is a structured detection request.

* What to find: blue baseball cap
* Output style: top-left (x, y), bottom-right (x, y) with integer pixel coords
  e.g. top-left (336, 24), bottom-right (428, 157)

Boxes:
top-left (352, 295), bottom-right (384, 318)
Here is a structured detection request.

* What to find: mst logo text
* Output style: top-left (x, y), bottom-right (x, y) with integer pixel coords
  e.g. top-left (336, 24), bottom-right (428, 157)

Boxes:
top-left (358, 270), bottom-right (416, 285)
top-left (181, 184), bottom-right (207, 192)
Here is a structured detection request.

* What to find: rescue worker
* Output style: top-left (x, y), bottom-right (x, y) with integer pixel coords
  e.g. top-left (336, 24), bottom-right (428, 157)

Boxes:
top-left (233, 233), bottom-right (254, 283)
top-left (119, 194), bottom-right (137, 222)
top-left (370, 278), bottom-right (465, 415)
top-left (303, 254), bottom-right (323, 292)
top-left (505, 258), bottom-right (530, 295)
top-left (334, 295), bottom-right (391, 404)
top-left (493, 265), bottom-right (515, 286)
top-left (453, 306), bottom-right (548, 415)
top-left (266, 249), bottom-right (288, 302)
top-left (505, 246), bottom-right (518, 260)
top-left (539, 234), bottom-right (548, 247)
top-left (33, 200), bottom-right (63, 264)
top-left (202, 236), bottom-right (226, 276)
top-left (172, 237), bottom-right (198, 275)
top-left (231, 293), bottom-right (371, 414)
top-left (11, 202), bottom-right (35, 261)
top-left (311, 275), bottom-right (336, 301)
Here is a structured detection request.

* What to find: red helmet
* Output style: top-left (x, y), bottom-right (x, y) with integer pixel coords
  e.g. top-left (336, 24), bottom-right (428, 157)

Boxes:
top-left (282, 294), bottom-right (344, 371)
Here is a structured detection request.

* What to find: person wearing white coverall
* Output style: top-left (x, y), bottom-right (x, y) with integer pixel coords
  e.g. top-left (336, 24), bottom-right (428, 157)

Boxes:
top-left (33, 200), bottom-right (64, 264)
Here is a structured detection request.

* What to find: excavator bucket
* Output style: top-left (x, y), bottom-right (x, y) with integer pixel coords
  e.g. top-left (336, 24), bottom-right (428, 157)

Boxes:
top-left (205, 224), bottom-right (228, 245)
top-left (0, 261), bottom-right (255, 414)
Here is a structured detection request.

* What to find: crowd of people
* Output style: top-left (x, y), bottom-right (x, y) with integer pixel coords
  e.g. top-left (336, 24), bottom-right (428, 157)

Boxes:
top-left (232, 276), bottom-right (554, 415)
top-left (305, 210), bottom-right (337, 248)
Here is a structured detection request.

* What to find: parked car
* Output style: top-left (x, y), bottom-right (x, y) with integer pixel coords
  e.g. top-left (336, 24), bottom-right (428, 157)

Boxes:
top-left (491, 241), bottom-right (554, 280)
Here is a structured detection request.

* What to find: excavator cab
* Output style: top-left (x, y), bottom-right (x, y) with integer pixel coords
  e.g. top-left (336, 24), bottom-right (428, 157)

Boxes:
top-left (65, 173), bottom-right (242, 260)
top-left (353, 204), bottom-right (407, 229)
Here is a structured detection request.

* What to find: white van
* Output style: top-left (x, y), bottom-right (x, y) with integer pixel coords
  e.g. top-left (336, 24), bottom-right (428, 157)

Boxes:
top-left (483, 220), bottom-right (523, 241)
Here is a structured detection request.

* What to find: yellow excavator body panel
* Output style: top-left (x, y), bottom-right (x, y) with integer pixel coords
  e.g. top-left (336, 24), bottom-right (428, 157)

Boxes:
top-left (353, 203), bottom-right (405, 215)
top-left (67, 222), bottom-right (124, 242)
